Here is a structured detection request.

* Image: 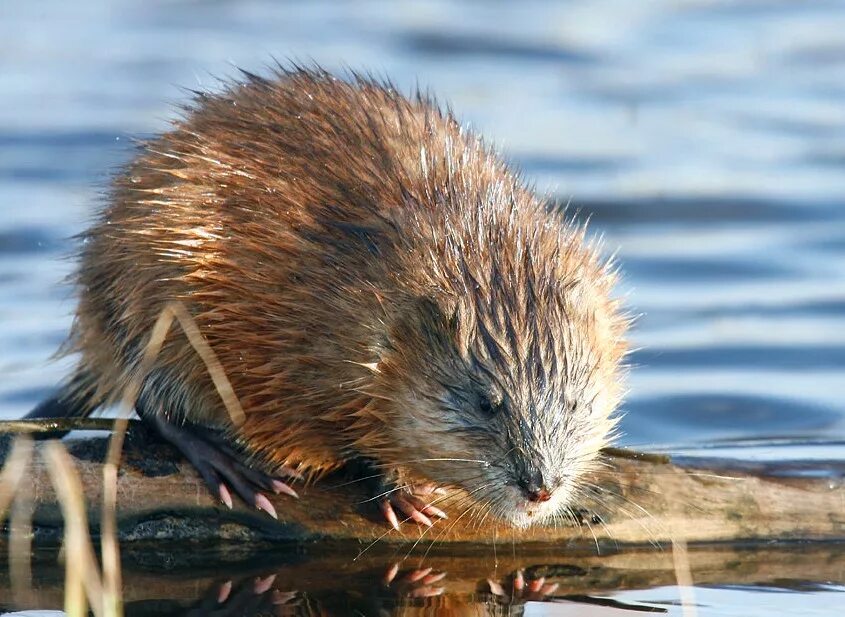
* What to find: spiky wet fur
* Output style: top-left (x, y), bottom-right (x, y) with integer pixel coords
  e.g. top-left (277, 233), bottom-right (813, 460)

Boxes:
top-left (62, 66), bottom-right (628, 526)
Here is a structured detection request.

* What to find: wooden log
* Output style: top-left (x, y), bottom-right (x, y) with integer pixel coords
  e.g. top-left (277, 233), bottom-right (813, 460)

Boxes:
top-left (1, 420), bottom-right (844, 547)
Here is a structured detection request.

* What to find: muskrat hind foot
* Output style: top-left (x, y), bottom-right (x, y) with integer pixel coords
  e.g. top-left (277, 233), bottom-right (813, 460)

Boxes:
top-left (146, 413), bottom-right (299, 518)
top-left (188, 574), bottom-right (298, 616)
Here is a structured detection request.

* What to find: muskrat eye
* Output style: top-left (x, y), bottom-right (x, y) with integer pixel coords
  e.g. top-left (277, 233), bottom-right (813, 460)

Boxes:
top-left (478, 393), bottom-right (502, 417)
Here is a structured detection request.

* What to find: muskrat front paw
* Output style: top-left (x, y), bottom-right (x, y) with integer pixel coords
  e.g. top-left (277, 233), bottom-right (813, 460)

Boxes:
top-left (382, 562), bottom-right (447, 598)
top-left (147, 413), bottom-right (300, 518)
top-left (486, 569), bottom-right (559, 603)
top-left (380, 484), bottom-right (449, 530)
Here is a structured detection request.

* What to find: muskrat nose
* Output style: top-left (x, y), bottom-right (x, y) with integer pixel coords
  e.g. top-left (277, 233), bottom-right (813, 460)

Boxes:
top-left (518, 472), bottom-right (552, 502)
top-left (526, 487), bottom-right (552, 502)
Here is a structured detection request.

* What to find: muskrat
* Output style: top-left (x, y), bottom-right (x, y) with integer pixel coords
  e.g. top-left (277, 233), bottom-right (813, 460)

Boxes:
top-left (30, 66), bottom-right (628, 529)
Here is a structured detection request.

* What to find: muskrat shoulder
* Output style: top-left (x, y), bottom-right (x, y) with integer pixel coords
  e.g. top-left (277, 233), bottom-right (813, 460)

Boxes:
top-left (31, 66), bottom-right (629, 528)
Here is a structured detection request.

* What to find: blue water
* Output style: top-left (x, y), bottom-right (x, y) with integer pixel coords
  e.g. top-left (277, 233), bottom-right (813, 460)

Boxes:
top-left (1, 1), bottom-right (844, 615)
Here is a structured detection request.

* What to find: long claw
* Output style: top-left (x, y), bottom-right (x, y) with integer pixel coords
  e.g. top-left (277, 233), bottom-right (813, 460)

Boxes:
top-left (278, 465), bottom-right (305, 481)
top-left (217, 580), bottom-right (233, 603)
top-left (410, 586), bottom-right (445, 597)
top-left (254, 574), bottom-right (276, 594)
top-left (383, 562), bottom-right (400, 585)
top-left (415, 483), bottom-right (437, 496)
top-left (399, 502), bottom-right (432, 527)
top-left (405, 567), bottom-right (433, 583)
top-left (272, 480), bottom-right (299, 498)
top-left (255, 493), bottom-right (278, 519)
top-left (411, 510), bottom-right (433, 527)
top-left (488, 579), bottom-right (506, 596)
top-left (421, 504), bottom-right (448, 519)
top-left (421, 571), bottom-right (447, 585)
top-left (394, 496), bottom-right (434, 527)
top-left (272, 590), bottom-right (298, 605)
top-left (513, 569), bottom-right (525, 591)
top-left (219, 483), bottom-right (233, 509)
top-left (381, 499), bottom-right (401, 531)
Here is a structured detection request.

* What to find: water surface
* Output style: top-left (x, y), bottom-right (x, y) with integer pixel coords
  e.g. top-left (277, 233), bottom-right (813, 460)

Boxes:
top-left (1, 1), bottom-right (843, 615)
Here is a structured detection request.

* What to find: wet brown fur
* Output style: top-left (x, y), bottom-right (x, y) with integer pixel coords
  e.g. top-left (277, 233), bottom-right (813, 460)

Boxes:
top-left (63, 66), bottom-right (628, 519)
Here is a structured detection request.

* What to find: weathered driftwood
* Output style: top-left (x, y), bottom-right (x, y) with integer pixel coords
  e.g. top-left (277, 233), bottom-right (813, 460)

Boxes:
top-left (1, 419), bottom-right (844, 547)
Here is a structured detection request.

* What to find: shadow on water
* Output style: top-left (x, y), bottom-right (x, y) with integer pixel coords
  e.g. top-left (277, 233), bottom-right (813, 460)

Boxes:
top-left (642, 299), bottom-right (845, 320)
top-left (567, 197), bottom-right (843, 226)
top-left (0, 228), bottom-right (64, 256)
top-left (0, 130), bottom-right (130, 186)
top-left (400, 31), bottom-right (598, 65)
top-left (632, 345), bottom-right (845, 370)
top-left (623, 256), bottom-right (792, 282)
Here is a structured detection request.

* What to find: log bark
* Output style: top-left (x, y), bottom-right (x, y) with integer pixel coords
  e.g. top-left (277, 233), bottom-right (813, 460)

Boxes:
top-left (1, 419), bottom-right (844, 547)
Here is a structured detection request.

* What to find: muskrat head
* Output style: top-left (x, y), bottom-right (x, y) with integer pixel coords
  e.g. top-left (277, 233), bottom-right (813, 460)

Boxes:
top-left (371, 279), bottom-right (627, 528)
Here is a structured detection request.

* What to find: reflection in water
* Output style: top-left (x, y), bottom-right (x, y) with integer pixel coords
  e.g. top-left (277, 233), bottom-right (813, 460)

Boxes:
top-left (115, 566), bottom-right (616, 617)
top-left (3, 543), bottom-right (844, 616)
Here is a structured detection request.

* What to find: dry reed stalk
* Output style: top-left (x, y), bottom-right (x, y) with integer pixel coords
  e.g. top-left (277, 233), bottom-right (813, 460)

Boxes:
top-left (1, 437), bottom-right (34, 609)
top-left (0, 300), bottom-right (245, 616)
top-left (9, 472), bottom-right (35, 607)
top-left (0, 437), bottom-right (33, 522)
top-left (672, 538), bottom-right (697, 617)
top-left (6, 302), bottom-right (243, 617)
top-left (43, 441), bottom-right (105, 617)
top-left (100, 301), bottom-right (246, 614)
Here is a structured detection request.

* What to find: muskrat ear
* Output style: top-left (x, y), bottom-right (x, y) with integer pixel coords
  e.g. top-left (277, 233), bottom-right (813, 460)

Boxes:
top-left (392, 296), bottom-right (456, 345)
top-left (419, 296), bottom-right (461, 336)
top-left (411, 296), bottom-right (451, 328)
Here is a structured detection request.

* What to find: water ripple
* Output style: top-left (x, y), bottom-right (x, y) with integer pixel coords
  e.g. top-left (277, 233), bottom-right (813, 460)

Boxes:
top-left (0, 0), bottom-right (842, 455)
